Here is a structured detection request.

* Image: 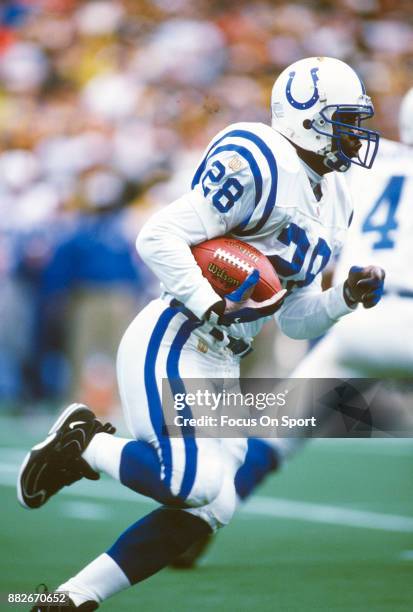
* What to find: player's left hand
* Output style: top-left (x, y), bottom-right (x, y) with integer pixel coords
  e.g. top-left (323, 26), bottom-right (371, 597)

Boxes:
top-left (205, 269), bottom-right (288, 325)
top-left (343, 265), bottom-right (385, 309)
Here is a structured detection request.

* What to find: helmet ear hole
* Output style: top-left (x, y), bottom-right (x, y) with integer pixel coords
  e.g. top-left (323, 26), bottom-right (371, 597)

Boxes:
top-left (303, 119), bottom-right (312, 130)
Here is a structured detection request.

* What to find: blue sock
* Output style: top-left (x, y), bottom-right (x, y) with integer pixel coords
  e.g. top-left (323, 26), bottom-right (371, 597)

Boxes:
top-left (107, 508), bottom-right (212, 583)
top-left (234, 439), bottom-right (280, 500)
top-left (119, 440), bottom-right (185, 506)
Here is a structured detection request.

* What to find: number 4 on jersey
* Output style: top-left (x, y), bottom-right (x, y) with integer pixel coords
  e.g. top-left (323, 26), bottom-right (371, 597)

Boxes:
top-left (362, 176), bottom-right (405, 249)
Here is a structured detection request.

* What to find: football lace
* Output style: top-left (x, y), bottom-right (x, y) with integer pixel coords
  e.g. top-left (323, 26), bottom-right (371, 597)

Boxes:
top-left (214, 248), bottom-right (254, 273)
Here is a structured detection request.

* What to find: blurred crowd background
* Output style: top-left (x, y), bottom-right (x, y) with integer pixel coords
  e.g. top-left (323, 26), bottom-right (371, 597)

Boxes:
top-left (0, 0), bottom-right (412, 414)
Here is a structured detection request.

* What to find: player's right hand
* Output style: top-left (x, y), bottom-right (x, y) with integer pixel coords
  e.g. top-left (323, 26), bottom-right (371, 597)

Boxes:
top-left (205, 269), bottom-right (287, 325)
top-left (343, 265), bottom-right (385, 309)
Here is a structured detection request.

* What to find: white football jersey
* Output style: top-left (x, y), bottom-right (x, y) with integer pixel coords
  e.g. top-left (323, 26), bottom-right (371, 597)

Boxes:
top-left (192, 122), bottom-right (353, 292)
top-left (335, 138), bottom-right (413, 293)
top-left (137, 121), bottom-right (355, 342)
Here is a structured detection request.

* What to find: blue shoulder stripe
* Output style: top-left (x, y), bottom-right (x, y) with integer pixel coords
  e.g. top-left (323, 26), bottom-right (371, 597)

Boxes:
top-left (231, 131), bottom-right (278, 235)
top-left (192, 129), bottom-right (278, 234)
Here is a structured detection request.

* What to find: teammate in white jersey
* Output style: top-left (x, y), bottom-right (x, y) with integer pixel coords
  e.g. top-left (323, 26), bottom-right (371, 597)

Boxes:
top-left (320, 136), bottom-right (413, 377)
top-left (17, 57), bottom-right (384, 610)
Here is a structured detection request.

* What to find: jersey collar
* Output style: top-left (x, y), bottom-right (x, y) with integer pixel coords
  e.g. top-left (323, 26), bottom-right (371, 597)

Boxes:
top-left (300, 159), bottom-right (323, 201)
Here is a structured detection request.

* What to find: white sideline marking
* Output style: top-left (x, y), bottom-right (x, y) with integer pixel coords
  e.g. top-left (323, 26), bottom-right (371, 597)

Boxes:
top-left (60, 501), bottom-right (110, 521)
top-left (2, 439), bottom-right (412, 460)
top-left (2, 460), bottom-right (413, 533)
top-left (312, 439), bottom-right (413, 456)
top-left (241, 497), bottom-right (413, 533)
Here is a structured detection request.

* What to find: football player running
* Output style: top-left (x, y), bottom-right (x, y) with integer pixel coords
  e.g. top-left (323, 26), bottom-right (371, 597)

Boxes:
top-left (18, 57), bottom-right (384, 610)
top-left (176, 86), bottom-right (413, 569)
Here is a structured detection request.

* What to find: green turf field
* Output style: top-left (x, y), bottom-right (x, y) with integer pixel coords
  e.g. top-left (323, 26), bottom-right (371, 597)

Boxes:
top-left (1, 415), bottom-right (412, 611)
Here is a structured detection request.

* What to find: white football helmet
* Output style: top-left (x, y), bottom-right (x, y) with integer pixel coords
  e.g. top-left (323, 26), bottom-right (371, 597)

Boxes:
top-left (271, 56), bottom-right (380, 171)
top-left (399, 87), bottom-right (413, 146)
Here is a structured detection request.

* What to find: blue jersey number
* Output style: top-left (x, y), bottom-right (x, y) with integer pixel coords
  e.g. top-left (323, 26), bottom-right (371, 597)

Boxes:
top-left (202, 160), bottom-right (244, 213)
top-left (269, 223), bottom-right (331, 289)
top-left (361, 176), bottom-right (404, 249)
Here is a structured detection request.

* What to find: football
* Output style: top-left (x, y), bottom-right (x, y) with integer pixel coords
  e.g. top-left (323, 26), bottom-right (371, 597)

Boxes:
top-left (191, 237), bottom-right (282, 302)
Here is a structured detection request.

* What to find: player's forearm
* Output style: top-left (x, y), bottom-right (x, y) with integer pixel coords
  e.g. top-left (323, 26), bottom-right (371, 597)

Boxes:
top-left (136, 196), bottom-right (222, 319)
top-left (275, 283), bottom-right (355, 340)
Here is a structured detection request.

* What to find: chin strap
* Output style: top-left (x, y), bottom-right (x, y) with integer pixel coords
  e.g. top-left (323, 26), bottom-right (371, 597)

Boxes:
top-left (322, 149), bottom-right (350, 172)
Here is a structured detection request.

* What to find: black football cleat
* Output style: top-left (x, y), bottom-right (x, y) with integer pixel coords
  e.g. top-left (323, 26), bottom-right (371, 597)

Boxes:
top-left (29, 585), bottom-right (99, 611)
top-left (30, 597), bottom-right (99, 611)
top-left (28, 584), bottom-right (99, 611)
top-left (17, 403), bottom-right (116, 509)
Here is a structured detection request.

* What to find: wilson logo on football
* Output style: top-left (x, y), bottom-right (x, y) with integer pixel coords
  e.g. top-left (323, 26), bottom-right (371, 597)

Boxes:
top-left (207, 262), bottom-right (241, 289)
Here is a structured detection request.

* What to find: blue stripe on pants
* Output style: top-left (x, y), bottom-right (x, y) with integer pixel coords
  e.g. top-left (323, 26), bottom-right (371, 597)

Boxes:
top-left (166, 319), bottom-right (201, 500)
top-left (144, 306), bottom-right (179, 490)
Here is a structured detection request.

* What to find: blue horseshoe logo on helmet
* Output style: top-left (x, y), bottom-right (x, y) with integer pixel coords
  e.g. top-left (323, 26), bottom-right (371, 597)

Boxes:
top-left (286, 67), bottom-right (320, 109)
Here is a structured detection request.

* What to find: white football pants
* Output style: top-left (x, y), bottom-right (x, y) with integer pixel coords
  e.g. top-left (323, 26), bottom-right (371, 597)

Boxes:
top-left (116, 297), bottom-right (247, 530)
